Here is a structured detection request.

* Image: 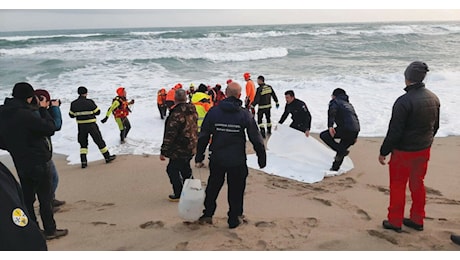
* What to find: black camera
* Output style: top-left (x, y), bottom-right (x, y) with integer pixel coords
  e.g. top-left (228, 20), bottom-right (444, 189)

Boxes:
top-left (51, 99), bottom-right (61, 106)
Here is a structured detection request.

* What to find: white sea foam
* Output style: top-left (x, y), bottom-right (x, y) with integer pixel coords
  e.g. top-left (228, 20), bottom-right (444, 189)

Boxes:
top-left (0, 33), bottom-right (104, 42)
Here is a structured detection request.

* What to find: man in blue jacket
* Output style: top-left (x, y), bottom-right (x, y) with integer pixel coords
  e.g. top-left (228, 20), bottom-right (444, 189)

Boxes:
top-left (195, 81), bottom-right (266, 229)
top-left (320, 88), bottom-right (360, 171)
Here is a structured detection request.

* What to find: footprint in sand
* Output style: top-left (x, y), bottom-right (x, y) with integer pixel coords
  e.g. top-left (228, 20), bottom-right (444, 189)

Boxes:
top-left (139, 220), bottom-right (165, 229)
top-left (304, 217), bottom-right (319, 227)
top-left (367, 229), bottom-right (399, 245)
top-left (356, 209), bottom-right (372, 221)
top-left (255, 221), bottom-right (276, 228)
top-left (256, 240), bottom-right (268, 250)
top-left (313, 197), bottom-right (332, 206)
top-left (176, 241), bottom-right (188, 250)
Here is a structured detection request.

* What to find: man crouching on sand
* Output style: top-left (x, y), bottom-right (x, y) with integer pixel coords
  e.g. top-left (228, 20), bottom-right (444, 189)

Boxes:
top-left (195, 81), bottom-right (266, 229)
top-left (160, 89), bottom-right (198, 202)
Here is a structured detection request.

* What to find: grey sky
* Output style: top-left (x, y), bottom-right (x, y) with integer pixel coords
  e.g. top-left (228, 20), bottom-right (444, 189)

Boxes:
top-left (1, 9), bottom-right (460, 32)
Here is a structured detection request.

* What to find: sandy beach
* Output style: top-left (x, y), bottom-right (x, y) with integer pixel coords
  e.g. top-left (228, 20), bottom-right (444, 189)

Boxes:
top-left (1, 135), bottom-right (460, 251)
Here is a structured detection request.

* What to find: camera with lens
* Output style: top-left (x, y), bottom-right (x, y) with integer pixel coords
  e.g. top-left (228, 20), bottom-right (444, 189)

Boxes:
top-left (51, 99), bottom-right (61, 106)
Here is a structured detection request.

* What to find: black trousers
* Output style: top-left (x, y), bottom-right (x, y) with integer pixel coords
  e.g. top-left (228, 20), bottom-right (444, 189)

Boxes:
top-left (120, 117), bottom-right (131, 141)
top-left (257, 108), bottom-right (272, 129)
top-left (203, 161), bottom-right (248, 220)
top-left (78, 123), bottom-right (107, 151)
top-left (158, 104), bottom-right (167, 119)
top-left (166, 157), bottom-right (193, 196)
top-left (17, 161), bottom-right (56, 235)
top-left (320, 128), bottom-right (358, 155)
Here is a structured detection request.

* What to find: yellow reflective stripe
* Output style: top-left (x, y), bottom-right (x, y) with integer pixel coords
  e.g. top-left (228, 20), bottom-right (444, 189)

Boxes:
top-left (258, 123), bottom-right (266, 128)
top-left (258, 104), bottom-right (272, 109)
top-left (69, 110), bottom-right (76, 116)
top-left (100, 147), bottom-right (108, 153)
top-left (261, 88), bottom-right (272, 95)
top-left (72, 107), bottom-right (100, 116)
top-left (267, 123), bottom-right (272, 127)
top-left (77, 119), bottom-right (97, 124)
top-left (80, 148), bottom-right (88, 154)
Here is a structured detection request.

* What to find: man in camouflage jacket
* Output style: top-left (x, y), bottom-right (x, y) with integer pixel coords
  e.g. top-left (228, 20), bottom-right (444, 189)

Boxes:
top-left (160, 88), bottom-right (198, 201)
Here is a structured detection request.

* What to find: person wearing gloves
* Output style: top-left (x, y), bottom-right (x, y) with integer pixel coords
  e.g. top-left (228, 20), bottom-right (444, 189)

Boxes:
top-left (101, 86), bottom-right (135, 144)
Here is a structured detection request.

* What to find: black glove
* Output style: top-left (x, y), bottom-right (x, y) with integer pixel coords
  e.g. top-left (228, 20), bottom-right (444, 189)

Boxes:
top-left (258, 155), bottom-right (267, 169)
top-left (101, 116), bottom-right (108, 123)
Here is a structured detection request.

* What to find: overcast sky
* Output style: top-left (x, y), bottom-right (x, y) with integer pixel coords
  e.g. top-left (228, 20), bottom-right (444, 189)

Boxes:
top-left (1, 1), bottom-right (460, 32)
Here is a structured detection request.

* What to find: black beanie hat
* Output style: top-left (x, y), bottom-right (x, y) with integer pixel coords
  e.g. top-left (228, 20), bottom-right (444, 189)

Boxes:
top-left (12, 82), bottom-right (34, 99)
top-left (197, 83), bottom-right (207, 93)
top-left (404, 61), bottom-right (429, 83)
top-left (332, 88), bottom-right (346, 96)
top-left (78, 86), bottom-right (88, 95)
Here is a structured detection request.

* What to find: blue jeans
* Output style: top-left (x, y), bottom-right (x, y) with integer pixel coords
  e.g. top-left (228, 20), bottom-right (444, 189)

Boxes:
top-left (50, 160), bottom-right (58, 199)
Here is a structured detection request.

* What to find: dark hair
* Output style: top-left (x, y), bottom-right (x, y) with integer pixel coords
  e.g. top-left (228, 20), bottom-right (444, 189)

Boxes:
top-left (332, 88), bottom-right (346, 96)
top-left (257, 75), bottom-right (265, 82)
top-left (284, 90), bottom-right (295, 97)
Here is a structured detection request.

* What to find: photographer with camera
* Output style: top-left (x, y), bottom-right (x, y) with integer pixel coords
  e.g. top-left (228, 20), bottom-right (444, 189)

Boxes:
top-left (34, 89), bottom-right (66, 212)
top-left (0, 82), bottom-right (68, 240)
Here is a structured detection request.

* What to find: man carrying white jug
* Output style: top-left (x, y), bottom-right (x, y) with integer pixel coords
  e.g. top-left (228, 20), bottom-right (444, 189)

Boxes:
top-left (160, 89), bottom-right (198, 202)
top-left (195, 81), bottom-right (266, 229)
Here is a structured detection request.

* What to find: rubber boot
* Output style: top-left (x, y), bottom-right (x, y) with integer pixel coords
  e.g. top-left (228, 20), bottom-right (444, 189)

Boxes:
top-left (120, 130), bottom-right (126, 144)
top-left (260, 127), bottom-right (266, 139)
top-left (103, 151), bottom-right (116, 163)
top-left (80, 154), bottom-right (87, 168)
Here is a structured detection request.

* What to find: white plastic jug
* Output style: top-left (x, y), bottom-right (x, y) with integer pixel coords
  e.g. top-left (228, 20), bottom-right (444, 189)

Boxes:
top-left (178, 178), bottom-right (205, 221)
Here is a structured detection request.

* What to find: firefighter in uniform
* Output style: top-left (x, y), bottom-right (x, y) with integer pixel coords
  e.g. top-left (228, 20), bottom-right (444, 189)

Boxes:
top-left (101, 87), bottom-right (135, 143)
top-left (251, 75), bottom-right (279, 138)
top-left (69, 86), bottom-right (116, 168)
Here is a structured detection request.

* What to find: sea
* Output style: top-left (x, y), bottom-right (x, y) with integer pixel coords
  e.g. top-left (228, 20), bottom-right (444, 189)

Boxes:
top-left (1, 21), bottom-right (459, 164)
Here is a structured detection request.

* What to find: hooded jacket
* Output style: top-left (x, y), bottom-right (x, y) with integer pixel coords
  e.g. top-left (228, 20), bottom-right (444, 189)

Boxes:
top-left (161, 102), bottom-right (198, 159)
top-left (328, 94), bottom-right (360, 133)
top-left (0, 98), bottom-right (56, 172)
top-left (380, 83), bottom-right (440, 156)
top-left (195, 96), bottom-right (266, 168)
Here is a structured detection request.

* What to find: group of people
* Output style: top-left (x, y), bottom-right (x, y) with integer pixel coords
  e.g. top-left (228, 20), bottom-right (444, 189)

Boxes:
top-left (1, 61), bottom-right (459, 249)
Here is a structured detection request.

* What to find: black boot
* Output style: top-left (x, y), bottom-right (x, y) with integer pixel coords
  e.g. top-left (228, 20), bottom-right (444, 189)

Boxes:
top-left (120, 130), bottom-right (126, 144)
top-left (260, 127), bottom-right (266, 139)
top-left (80, 154), bottom-right (87, 168)
top-left (267, 126), bottom-right (272, 135)
top-left (103, 151), bottom-right (116, 163)
top-left (330, 150), bottom-right (350, 171)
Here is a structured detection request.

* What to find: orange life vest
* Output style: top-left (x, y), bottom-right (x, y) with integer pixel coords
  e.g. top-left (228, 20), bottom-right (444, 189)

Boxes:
top-left (157, 89), bottom-right (167, 105)
top-left (113, 96), bottom-right (130, 118)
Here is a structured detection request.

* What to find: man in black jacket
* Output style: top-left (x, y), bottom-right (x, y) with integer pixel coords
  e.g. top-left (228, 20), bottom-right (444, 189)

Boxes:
top-left (0, 82), bottom-right (68, 240)
top-left (278, 90), bottom-right (312, 137)
top-left (320, 88), bottom-right (360, 171)
top-left (69, 86), bottom-right (116, 168)
top-left (379, 61), bottom-right (440, 233)
top-left (0, 162), bottom-right (47, 250)
top-left (195, 81), bottom-right (266, 229)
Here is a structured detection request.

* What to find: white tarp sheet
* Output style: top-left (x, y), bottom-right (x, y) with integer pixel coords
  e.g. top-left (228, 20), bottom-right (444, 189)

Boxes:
top-left (247, 124), bottom-right (354, 184)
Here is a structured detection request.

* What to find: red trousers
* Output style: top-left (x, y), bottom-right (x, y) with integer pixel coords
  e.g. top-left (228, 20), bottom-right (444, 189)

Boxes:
top-left (387, 148), bottom-right (431, 227)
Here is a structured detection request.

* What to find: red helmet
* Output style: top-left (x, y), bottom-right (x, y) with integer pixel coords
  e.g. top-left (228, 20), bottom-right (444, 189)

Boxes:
top-left (243, 72), bottom-right (250, 80)
top-left (116, 87), bottom-right (125, 96)
top-left (226, 79), bottom-right (233, 84)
